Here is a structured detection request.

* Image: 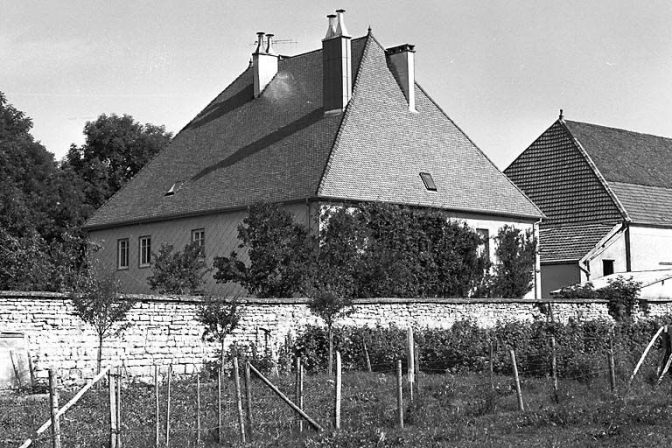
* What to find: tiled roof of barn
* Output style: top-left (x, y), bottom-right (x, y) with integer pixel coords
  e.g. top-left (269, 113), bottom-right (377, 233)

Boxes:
top-left (84, 32), bottom-right (542, 230)
top-left (539, 223), bottom-right (617, 263)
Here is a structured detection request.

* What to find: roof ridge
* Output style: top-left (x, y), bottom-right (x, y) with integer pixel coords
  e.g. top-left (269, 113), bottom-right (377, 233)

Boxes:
top-left (559, 120), bottom-right (631, 222)
top-left (316, 33), bottom-right (376, 197)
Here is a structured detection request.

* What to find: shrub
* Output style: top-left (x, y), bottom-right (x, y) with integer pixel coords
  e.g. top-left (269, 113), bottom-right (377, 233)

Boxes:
top-left (148, 241), bottom-right (210, 294)
top-left (555, 276), bottom-right (645, 322)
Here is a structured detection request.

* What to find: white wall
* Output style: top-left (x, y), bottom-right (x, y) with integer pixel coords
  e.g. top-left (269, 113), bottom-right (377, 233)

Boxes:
top-left (629, 226), bottom-right (672, 271)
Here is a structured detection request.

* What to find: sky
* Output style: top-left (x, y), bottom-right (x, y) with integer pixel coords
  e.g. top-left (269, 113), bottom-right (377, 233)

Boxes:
top-left (2, 0), bottom-right (671, 169)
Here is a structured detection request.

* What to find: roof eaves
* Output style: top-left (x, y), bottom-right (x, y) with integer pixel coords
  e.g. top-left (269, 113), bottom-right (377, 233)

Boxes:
top-left (559, 119), bottom-right (631, 222)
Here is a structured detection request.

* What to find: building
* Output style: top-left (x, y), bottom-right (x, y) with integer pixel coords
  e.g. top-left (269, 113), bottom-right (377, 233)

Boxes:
top-left (505, 113), bottom-right (672, 297)
top-left (84, 11), bottom-right (543, 295)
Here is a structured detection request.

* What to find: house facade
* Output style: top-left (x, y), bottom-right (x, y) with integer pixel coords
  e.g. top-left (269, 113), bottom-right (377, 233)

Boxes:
top-left (84, 11), bottom-right (543, 296)
top-left (505, 114), bottom-right (672, 297)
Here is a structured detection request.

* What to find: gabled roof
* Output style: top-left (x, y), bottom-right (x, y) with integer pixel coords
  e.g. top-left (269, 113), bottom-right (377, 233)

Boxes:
top-left (540, 223), bottom-right (617, 263)
top-left (85, 33), bottom-right (542, 230)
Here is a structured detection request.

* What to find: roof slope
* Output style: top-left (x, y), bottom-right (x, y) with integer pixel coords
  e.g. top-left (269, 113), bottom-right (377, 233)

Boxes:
top-left (540, 223), bottom-right (616, 263)
top-left (86, 33), bottom-right (542, 229)
top-left (563, 120), bottom-right (672, 227)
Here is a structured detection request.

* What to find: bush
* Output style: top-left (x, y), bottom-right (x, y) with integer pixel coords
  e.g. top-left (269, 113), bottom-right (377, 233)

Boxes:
top-left (554, 276), bottom-right (645, 321)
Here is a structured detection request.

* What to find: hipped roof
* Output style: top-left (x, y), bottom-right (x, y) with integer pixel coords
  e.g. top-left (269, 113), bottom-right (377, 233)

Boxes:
top-left (85, 33), bottom-right (542, 230)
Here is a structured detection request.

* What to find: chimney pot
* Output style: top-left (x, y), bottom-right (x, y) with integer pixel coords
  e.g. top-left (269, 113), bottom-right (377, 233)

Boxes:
top-left (335, 9), bottom-right (350, 37)
top-left (322, 9), bottom-right (352, 113)
top-left (252, 31), bottom-right (278, 97)
top-left (254, 31), bottom-right (265, 54)
top-left (324, 14), bottom-right (337, 40)
top-left (265, 33), bottom-right (277, 56)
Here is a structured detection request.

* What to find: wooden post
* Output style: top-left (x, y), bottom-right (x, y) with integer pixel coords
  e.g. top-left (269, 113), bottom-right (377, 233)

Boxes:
top-left (154, 365), bottom-right (160, 448)
top-left (414, 342), bottom-right (420, 398)
top-left (407, 328), bottom-right (414, 402)
top-left (233, 358), bottom-right (246, 443)
top-left (49, 369), bottom-right (62, 448)
top-left (217, 365), bottom-right (222, 443)
top-left (196, 372), bottom-right (201, 446)
top-left (109, 369), bottom-right (118, 448)
top-left (489, 339), bottom-right (495, 390)
top-left (295, 357), bottom-right (303, 433)
top-left (629, 325), bottom-right (666, 387)
top-left (510, 350), bottom-right (524, 412)
top-left (165, 364), bottom-right (172, 448)
top-left (396, 359), bottom-right (404, 428)
top-left (608, 349), bottom-right (617, 392)
top-left (551, 336), bottom-right (558, 399)
top-left (116, 367), bottom-right (122, 448)
top-left (244, 361), bottom-right (253, 436)
top-left (363, 341), bottom-right (372, 373)
top-left (335, 351), bottom-right (342, 429)
top-left (248, 363), bottom-right (324, 432)
top-left (299, 361), bottom-right (304, 433)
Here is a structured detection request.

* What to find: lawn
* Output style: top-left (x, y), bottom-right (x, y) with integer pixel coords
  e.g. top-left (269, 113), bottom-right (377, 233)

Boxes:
top-left (3, 365), bottom-right (672, 447)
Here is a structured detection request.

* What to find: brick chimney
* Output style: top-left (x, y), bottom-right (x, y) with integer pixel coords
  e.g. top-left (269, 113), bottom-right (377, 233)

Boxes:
top-left (386, 44), bottom-right (416, 112)
top-left (253, 32), bottom-right (279, 98)
top-left (322, 10), bottom-right (352, 114)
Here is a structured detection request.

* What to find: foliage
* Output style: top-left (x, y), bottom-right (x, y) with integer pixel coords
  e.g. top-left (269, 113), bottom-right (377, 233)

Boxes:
top-left (307, 288), bottom-right (354, 330)
top-left (70, 269), bottom-right (136, 373)
top-left (147, 242), bottom-right (210, 295)
top-left (196, 296), bottom-right (241, 345)
top-left (554, 276), bottom-right (645, 321)
top-left (476, 225), bottom-right (536, 298)
top-left (64, 113), bottom-right (172, 211)
top-left (213, 202), bottom-right (315, 297)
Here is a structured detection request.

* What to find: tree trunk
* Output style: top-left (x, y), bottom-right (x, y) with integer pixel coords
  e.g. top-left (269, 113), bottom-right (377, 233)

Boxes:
top-left (221, 339), bottom-right (226, 372)
top-left (97, 333), bottom-right (104, 376)
top-left (328, 326), bottom-right (333, 376)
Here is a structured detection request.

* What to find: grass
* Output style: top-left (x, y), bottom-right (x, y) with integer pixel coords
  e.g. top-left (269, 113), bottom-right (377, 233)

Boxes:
top-left (2, 366), bottom-right (672, 447)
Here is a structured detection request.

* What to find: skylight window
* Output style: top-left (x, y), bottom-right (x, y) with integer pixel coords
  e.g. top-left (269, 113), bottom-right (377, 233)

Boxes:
top-left (165, 181), bottom-right (184, 197)
top-left (420, 172), bottom-right (437, 191)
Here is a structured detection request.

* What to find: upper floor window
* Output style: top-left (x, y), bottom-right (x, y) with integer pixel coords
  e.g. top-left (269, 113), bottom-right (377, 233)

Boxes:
top-left (139, 236), bottom-right (151, 268)
top-left (117, 239), bottom-right (129, 270)
top-left (192, 229), bottom-right (205, 248)
top-left (476, 228), bottom-right (490, 262)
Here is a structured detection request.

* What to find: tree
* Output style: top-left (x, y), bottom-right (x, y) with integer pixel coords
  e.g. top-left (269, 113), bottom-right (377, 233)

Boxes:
top-left (65, 113), bottom-right (172, 210)
top-left (70, 271), bottom-right (135, 375)
top-left (307, 287), bottom-right (354, 375)
top-left (196, 297), bottom-right (242, 368)
top-left (147, 242), bottom-right (210, 295)
top-left (476, 225), bottom-right (536, 298)
top-left (214, 202), bottom-right (315, 297)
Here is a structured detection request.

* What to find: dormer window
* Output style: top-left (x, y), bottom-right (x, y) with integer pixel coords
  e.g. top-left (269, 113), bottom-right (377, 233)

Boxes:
top-left (420, 172), bottom-right (436, 191)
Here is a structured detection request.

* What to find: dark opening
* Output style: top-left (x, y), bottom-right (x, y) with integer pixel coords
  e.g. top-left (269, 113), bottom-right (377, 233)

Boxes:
top-left (603, 259), bottom-right (615, 276)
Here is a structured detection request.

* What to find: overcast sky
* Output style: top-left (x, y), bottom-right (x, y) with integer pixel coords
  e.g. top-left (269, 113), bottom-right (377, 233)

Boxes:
top-left (2, 0), bottom-right (671, 169)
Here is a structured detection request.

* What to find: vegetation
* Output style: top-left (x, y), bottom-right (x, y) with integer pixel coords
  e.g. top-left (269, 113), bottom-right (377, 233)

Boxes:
top-left (196, 296), bottom-right (242, 367)
top-left (69, 271), bottom-right (136, 374)
top-left (147, 242), bottom-right (210, 294)
top-left (307, 288), bottom-right (354, 375)
top-left (554, 276), bottom-right (645, 321)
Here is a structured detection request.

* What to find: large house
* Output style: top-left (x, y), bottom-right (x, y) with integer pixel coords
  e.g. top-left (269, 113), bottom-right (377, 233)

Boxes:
top-left (505, 113), bottom-right (672, 297)
top-left (83, 11), bottom-right (543, 296)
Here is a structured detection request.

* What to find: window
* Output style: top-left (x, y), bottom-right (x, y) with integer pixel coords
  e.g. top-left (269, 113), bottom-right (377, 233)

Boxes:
top-left (117, 239), bottom-right (129, 270)
top-left (192, 229), bottom-right (205, 248)
top-left (476, 228), bottom-right (490, 262)
top-left (139, 236), bottom-right (151, 268)
top-left (420, 172), bottom-right (437, 191)
top-left (603, 260), bottom-right (614, 277)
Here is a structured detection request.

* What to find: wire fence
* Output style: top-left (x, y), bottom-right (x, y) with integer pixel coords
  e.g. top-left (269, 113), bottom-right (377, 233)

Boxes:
top-left (2, 325), bottom-right (672, 447)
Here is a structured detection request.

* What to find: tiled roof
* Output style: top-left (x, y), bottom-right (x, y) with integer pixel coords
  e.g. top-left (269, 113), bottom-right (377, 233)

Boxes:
top-left (504, 121), bottom-right (623, 226)
top-left (609, 182), bottom-right (672, 226)
top-left (539, 223), bottom-right (616, 263)
top-left (85, 33), bottom-right (542, 229)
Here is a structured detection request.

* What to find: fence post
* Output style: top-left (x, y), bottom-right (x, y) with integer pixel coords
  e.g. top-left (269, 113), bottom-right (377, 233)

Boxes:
top-left (295, 356), bottom-right (303, 433)
top-left (245, 361), bottom-right (253, 436)
top-left (407, 328), bottom-right (414, 402)
top-left (165, 364), bottom-right (172, 448)
top-left (510, 350), bottom-right (524, 412)
top-left (233, 357), bottom-right (246, 443)
top-left (49, 369), bottom-right (62, 448)
top-left (154, 365), bottom-right (160, 448)
top-left (196, 372), bottom-right (201, 446)
top-left (414, 342), bottom-right (420, 398)
top-left (489, 339), bottom-right (495, 390)
top-left (116, 367), bottom-right (122, 448)
top-left (397, 359), bottom-right (404, 428)
top-left (109, 369), bottom-right (118, 448)
top-left (217, 365), bottom-right (222, 443)
top-left (608, 348), bottom-right (617, 393)
top-left (551, 336), bottom-right (559, 400)
top-left (335, 351), bottom-right (342, 429)
top-left (363, 341), bottom-right (372, 373)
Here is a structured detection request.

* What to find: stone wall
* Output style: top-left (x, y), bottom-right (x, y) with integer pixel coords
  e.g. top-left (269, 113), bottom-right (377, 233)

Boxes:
top-left (2, 291), bottom-right (671, 383)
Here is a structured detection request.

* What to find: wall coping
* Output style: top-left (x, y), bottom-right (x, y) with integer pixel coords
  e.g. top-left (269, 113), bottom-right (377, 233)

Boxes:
top-left (0, 291), bottom-right (629, 305)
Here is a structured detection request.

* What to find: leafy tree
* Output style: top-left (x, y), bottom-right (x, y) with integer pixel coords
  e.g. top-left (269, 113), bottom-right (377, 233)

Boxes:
top-left (214, 202), bottom-right (315, 297)
top-left (476, 225), bottom-right (536, 298)
top-left (65, 113), bottom-right (172, 210)
top-left (307, 287), bottom-right (354, 375)
top-left (70, 270), bottom-right (135, 374)
top-left (147, 242), bottom-right (210, 295)
top-left (196, 297), bottom-right (242, 367)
